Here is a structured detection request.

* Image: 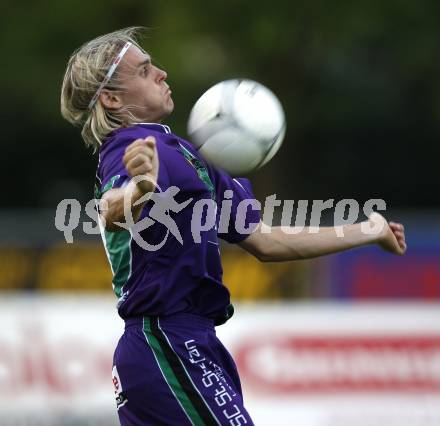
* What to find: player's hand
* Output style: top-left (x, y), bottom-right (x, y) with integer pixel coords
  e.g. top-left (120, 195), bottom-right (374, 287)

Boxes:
top-left (123, 136), bottom-right (159, 194)
top-left (370, 213), bottom-right (407, 255)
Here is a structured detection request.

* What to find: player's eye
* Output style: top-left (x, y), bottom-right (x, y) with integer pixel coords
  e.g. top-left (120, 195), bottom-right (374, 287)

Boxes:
top-left (140, 64), bottom-right (149, 77)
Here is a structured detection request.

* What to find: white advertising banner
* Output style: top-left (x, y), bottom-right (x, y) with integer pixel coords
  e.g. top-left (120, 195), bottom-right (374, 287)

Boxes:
top-left (1, 296), bottom-right (440, 426)
top-left (0, 295), bottom-right (123, 426)
top-left (217, 303), bottom-right (440, 426)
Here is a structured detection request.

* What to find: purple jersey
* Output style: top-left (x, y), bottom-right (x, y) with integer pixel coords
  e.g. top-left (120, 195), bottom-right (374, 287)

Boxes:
top-left (96, 123), bottom-right (260, 325)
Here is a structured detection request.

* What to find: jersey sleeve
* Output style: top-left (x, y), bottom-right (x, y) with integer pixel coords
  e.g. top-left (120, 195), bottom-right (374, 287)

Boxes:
top-left (214, 171), bottom-right (261, 244)
top-left (96, 136), bottom-right (132, 198)
top-left (96, 128), bottom-right (174, 200)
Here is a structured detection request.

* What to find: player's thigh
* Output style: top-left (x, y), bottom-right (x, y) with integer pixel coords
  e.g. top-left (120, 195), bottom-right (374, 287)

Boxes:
top-left (155, 317), bottom-right (255, 426)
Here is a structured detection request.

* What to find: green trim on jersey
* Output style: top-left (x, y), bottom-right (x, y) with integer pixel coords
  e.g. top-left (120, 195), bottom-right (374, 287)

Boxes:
top-left (179, 144), bottom-right (216, 201)
top-left (95, 174), bottom-right (121, 199)
top-left (103, 229), bottom-right (132, 298)
top-left (95, 174), bottom-right (132, 299)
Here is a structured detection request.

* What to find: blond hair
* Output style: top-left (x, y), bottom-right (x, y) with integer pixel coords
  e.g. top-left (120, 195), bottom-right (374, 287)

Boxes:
top-left (61, 27), bottom-right (147, 151)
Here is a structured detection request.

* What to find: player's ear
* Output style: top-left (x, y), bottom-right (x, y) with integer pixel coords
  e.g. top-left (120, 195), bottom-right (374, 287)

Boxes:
top-left (99, 90), bottom-right (123, 110)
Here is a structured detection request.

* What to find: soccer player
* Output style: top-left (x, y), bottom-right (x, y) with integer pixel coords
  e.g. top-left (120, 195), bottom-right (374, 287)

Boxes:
top-left (61, 28), bottom-right (406, 426)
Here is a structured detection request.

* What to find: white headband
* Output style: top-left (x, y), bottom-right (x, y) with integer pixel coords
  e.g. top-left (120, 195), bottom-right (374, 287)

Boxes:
top-left (88, 41), bottom-right (132, 110)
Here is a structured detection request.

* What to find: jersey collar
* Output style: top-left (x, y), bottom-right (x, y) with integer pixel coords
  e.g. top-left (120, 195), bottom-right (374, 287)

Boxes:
top-left (135, 123), bottom-right (172, 134)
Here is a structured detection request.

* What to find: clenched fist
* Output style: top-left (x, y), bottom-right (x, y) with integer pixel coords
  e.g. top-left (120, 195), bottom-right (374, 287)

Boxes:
top-left (369, 212), bottom-right (407, 255)
top-left (123, 136), bottom-right (159, 194)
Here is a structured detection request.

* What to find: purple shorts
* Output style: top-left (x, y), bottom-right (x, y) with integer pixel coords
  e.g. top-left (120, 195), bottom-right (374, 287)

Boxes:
top-left (112, 313), bottom-right (254, 425)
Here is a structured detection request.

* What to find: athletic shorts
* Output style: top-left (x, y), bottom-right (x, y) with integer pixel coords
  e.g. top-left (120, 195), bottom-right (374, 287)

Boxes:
top-left (112, 313), bottom-right (255, 426)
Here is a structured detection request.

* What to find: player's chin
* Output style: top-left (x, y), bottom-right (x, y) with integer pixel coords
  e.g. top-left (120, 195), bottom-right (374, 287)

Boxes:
top-left (165, 98), bottom-right (174, 113)
top-left (157, 104), bottom-right (174, 122)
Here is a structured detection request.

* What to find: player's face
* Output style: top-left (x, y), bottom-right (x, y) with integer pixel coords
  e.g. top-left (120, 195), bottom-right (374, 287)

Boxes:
top-left (118, 46), bottom-right (174, 122)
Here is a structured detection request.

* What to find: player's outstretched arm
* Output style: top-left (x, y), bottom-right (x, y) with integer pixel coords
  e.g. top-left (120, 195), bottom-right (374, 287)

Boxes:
top-left (239, 212), bottom-right (406, 262)
top-left (100, 137), bottom-right (159, 232)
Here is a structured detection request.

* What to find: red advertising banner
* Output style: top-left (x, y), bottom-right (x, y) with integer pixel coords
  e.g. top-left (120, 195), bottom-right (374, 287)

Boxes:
top-left (235, 335), bottom-right (440, 393)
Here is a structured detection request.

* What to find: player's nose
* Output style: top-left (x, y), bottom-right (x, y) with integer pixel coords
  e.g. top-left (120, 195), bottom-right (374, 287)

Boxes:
top-left (156, 66), bottom-right (167, 81)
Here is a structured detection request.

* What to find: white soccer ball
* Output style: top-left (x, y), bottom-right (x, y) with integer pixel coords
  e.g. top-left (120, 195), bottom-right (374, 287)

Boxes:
top-left (187, 79), bottom-right (286, 176)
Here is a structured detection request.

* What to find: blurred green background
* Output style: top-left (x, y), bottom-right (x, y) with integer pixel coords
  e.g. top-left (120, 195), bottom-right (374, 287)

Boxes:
top-left (2, 0), bottom-right (439, 209)
top-left (0, 0), bottom-right (439, 298)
